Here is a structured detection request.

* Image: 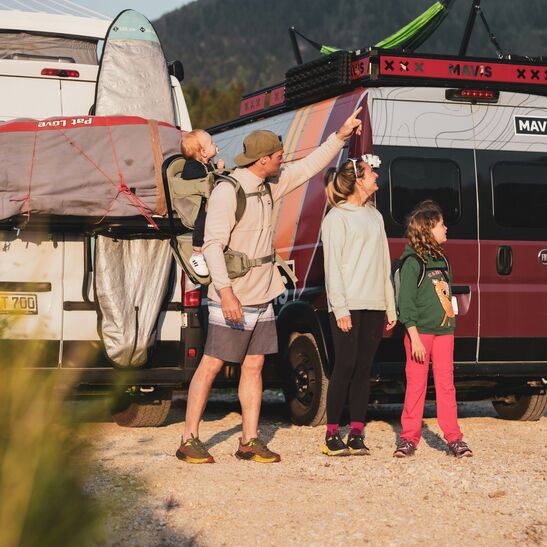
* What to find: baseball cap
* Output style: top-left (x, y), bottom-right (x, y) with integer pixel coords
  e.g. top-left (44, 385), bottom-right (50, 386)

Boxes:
top-left (234, 130), bottom-right (283, 167)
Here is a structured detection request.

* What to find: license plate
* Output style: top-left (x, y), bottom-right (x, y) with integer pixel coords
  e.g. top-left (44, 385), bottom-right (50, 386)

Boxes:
top-left (0, 293), bottom-right (38, 315)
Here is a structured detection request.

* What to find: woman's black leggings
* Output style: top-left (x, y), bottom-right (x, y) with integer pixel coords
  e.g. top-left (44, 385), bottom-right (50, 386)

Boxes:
top-left (327, 309), bottom-right (385, 425)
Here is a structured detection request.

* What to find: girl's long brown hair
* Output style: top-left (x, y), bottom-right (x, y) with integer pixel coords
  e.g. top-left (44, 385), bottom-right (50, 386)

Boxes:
top-left (406, 200), bottom-right (445, 262)
top-left (324, 159), bottom-right (363, 207)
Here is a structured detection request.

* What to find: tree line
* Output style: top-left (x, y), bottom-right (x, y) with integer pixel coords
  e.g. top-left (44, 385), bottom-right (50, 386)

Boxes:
top-left (154, 0), bottom-right (547, 128)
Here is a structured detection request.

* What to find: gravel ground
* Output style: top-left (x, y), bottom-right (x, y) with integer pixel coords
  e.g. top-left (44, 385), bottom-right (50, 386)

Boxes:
top-left (84, 391), bottom-right (546, 546)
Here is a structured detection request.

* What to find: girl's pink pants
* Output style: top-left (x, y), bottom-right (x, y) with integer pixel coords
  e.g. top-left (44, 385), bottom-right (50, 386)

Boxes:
top-left (400, 333), bottom-right (463, 445)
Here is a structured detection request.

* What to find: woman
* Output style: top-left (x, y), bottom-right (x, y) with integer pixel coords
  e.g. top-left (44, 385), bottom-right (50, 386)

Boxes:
top-left (320, 155), bottom-right (397, 456)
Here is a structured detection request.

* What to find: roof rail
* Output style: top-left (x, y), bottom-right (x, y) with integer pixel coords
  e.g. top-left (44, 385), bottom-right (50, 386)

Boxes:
top-left (217, 50), bottom-right (547, 132)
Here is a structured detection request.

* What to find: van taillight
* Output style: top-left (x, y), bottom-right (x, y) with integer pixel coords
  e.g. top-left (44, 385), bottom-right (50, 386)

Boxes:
top-left (181, 272), bottom-right (201, 307)
top-left (41, 68), bottom-right (80, 78)
top-left (184, 289), bottom-right (201, 307)
top-left (446, 88), bottom-right (499, 103)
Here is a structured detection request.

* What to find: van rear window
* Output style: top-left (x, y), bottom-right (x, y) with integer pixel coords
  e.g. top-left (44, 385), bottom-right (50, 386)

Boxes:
top-left (0, 32), bottom-right (98, 65)
top-left (492, 162), bottom-right (547, 228)
top-left (389, 157), bottom-right (462, 225)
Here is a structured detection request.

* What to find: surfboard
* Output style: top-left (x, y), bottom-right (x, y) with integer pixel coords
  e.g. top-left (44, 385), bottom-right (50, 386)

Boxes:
top-left (93, 10), bottom-right (178, 368)
top-left (95, 9), bottom-right (176, 124)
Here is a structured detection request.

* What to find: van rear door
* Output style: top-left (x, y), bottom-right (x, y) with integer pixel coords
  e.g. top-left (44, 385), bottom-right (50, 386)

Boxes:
top-left (371, 87), bottom-right (479, 364)
top-left (0, 62), bottom-right (98, 121)
top-left (0, 231), bottom-right (63, 367)
top-left (473, 97), bottom-right (547, 364)
top-left (0, 68), bottom-right (62, 120)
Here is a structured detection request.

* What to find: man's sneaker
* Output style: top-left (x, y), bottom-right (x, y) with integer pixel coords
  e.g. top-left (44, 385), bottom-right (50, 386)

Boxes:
top-left (346, 433), bottom-right (370, 456)
top-left (189, 252), bottom-right (209, 276)
top-left (235, 437), bottom-right (281, 463)
top-left (448, 439), bottom-right (473, 458)
top-left (393, 439), bottom-right (417, 458)
top-left (322, 433), bottom-right (350, 456)
top-left (176, 434), bottom-right (214, 464)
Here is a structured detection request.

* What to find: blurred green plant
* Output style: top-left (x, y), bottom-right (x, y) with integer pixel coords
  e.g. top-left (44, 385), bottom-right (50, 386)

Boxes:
top-left (0, 323), bottom-right (103, 547)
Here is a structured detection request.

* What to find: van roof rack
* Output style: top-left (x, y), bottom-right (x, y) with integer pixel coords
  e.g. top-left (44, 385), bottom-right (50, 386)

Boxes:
top-left (210, 49), bottom-right (547, 133)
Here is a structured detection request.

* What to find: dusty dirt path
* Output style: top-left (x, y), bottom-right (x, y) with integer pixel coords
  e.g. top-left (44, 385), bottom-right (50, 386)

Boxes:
top-left (85, 392), bottom-right (546, 546)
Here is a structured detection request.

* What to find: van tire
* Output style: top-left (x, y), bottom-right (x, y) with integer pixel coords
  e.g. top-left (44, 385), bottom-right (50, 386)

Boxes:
top-left (111, 390), bottom-right (172, 427)
top-left (281, 332), bottom-right (328, 426)
top-left (492, 392), bottom-right (547, 421)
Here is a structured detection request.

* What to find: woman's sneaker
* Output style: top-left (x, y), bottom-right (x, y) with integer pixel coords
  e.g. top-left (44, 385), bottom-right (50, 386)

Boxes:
top-left (189, 252), bottom-right (209, 276)
top-left (393, 439), bottom-right (417, 458)
top-left (448, 439), bottom-right (473, 458)
top-left (176, 434), bottom-right (215, 464)
top-left (235, 437), bottom-right (281, 463)
top-left (346, 433), bottom-right (370, 456)
top-left (322, 433), bottom-right (350, 456)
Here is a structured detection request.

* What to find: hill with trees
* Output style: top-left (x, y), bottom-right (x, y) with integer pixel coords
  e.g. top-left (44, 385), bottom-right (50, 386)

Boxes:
top-left (153, 0), bottom-right (547, 127)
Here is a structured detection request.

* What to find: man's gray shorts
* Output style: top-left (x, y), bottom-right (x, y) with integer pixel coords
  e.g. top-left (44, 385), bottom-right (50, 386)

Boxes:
top-left (204, 301), bottom-right (278, 363)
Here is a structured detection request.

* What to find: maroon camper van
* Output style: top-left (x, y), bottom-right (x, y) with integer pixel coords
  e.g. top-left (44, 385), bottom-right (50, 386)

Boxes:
top-left (191, 48), bottom-right (547, 426)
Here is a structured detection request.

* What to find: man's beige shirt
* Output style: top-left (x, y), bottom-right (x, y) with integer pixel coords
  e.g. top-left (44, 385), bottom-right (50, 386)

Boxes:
top-left (202, 132), bottom-right (345, 305)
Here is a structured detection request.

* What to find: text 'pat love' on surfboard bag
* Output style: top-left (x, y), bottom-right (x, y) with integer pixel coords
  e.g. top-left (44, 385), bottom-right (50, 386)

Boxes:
top-left (162, 154), bottom-right (298, 287)
top-left (93, 9), bottom-right (179, 369)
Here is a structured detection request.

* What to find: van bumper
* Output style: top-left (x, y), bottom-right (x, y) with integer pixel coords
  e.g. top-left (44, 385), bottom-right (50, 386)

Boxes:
top-left (31, 367), bottom-right (187, 387)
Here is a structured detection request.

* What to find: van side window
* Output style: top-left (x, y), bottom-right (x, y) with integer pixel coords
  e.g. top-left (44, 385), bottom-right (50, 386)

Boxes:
top-left (389, 157), bottom-right (462, 225)
top-left (492, 162), bottom-right (547, 228)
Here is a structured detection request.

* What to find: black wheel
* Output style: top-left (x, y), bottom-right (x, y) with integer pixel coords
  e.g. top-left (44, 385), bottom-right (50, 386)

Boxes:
top-left (492, 392), bottom-right (547, 421)
top-left (282, 332), bottom-right (328, 426)
top-left (111, 389), bottom-right (172, 427)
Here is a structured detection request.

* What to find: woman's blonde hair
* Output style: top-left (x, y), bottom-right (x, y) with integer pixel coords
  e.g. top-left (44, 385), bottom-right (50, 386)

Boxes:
top-left (180, 129), bottom-right (208, 159)
top-left (406, 200), bottom-right (445, 262)
top-left (324, 159), bottom-right (365, 207)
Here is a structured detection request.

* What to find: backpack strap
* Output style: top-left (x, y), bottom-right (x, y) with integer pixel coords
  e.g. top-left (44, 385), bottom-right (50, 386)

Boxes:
top-left (242, 183), bottom-right (273, 210)
top-left (442, 254), bottom-right (451, 282)
top-left (217, 177), bottom-right (273, 226)
top-left (213, 174), bottom-right (247, 224)
top-left (425, 254), bottom-right (451, 283)
top-left (400, 254), bottom-right (426, 288)
top-left (246, 252), bottom-right (276, 267)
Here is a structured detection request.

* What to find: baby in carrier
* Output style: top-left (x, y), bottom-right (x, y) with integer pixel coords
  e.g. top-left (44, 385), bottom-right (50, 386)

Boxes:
top-left (180, 129), bottom-right (224, 276)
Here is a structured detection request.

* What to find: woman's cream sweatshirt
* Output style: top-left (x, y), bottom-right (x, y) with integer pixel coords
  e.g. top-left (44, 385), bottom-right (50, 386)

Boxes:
top-left (321, 202), bottom-right (396, 322)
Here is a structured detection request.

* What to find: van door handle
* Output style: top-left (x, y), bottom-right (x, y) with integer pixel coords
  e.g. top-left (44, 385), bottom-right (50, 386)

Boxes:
top-left (452, 285), bottom-right (470, 295)
top-left (496, 245), bottom-right (513, 275)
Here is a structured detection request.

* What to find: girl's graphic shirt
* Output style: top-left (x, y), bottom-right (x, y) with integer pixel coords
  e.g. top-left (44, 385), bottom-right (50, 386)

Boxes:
top-left (398, 244), bottom-right (456, 334)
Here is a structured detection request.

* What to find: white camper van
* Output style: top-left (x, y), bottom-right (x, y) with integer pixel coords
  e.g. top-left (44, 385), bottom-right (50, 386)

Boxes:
top-left (0, 10), bottom-right (192, 427)
top-left (0, 10), bottom-right (191, 125)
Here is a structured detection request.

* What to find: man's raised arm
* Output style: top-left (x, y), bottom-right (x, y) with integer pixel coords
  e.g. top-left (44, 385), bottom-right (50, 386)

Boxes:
top-left (271, 107), bottom-right (363, 201)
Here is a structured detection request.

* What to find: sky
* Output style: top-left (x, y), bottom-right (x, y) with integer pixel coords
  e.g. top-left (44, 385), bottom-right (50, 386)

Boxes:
top-left (81, 0), bottom-right (192, 20)
top-left (0, 0), bottom-right (193, 21)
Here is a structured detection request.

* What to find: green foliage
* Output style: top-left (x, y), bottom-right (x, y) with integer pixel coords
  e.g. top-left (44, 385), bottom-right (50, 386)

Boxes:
top-left (183, 80), bottom-right (245, 128)
top-left (0, 333), bottom-right (103, 547)
top-left (155, 0), bottom-right (547, 127)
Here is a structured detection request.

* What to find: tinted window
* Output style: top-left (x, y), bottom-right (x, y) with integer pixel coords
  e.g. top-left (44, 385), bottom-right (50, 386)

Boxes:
top-left (389, 157), bottom-right (462, 225)
top-left (493, 162), bottom-right (547, 228)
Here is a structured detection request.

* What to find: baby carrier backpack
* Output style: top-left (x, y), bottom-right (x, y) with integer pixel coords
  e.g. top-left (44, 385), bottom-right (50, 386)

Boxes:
top-left (162, 154), bottom-right (297, 286)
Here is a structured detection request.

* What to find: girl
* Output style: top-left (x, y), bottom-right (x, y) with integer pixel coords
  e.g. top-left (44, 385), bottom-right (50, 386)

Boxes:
top-left (321, 155), bottom-right (397, 456)
top-left (180, 129), bottom-right (224, 276)
top-left (394, 200), bottom-right (473, 458)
